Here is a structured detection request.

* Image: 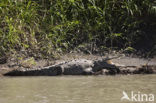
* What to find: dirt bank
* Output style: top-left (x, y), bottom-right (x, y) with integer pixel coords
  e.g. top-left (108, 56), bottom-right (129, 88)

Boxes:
top-left (0, 53), bottom-right (156, 76)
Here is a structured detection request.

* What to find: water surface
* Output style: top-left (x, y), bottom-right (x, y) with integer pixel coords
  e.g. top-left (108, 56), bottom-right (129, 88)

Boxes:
top-left (0, 75), bottom-right (156, 103)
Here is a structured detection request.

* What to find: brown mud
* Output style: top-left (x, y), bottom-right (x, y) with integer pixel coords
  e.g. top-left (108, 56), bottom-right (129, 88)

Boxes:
top-left (0, 53), bottom-right (156, 76)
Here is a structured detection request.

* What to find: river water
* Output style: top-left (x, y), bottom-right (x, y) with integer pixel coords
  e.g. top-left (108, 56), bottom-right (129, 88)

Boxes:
top-left (0, 75), bottom-right (156, 103)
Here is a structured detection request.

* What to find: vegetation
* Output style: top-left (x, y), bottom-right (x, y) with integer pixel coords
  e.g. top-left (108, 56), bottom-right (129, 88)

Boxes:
top-left (0, 0), bottom-right (156, 59)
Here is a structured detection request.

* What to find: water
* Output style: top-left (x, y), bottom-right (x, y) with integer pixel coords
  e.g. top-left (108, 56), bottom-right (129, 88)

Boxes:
top-left (0, 75), bottom-right (156, 103)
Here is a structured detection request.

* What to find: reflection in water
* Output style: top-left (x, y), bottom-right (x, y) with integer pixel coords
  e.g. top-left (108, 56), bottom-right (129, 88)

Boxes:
top-left (0, 75), bottom-right (156, 103)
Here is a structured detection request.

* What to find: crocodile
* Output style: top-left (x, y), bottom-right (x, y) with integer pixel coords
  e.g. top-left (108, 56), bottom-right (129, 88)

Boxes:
top-left (4, 57), bottom-right (120, 76)
top-left (4, 57), bottom-right (156, 76)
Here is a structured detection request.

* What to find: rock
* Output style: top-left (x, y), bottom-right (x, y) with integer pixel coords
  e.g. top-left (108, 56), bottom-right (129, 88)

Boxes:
top-left (94, 69), bottom-right (110, 75)
top-left (119, 65), bottom-right (156, 74)
top-left (119, 66), bottom-right (138, 74)
top-left (134, 65), bottom-right (156, 74)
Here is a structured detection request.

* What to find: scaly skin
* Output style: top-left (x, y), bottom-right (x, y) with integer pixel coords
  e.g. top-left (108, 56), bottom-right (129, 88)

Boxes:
top-left (5, 57), bottom-right (155, 76)
top-left (4, 58), bottom-right (120, 76)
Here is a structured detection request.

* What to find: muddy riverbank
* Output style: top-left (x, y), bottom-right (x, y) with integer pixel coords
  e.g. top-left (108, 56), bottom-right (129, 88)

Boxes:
top-left (0, 53), bottom-right (156, 76)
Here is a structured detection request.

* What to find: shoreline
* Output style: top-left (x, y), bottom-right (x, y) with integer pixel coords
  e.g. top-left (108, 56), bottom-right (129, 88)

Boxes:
top-left (1, 53), bottom-right (156, 76)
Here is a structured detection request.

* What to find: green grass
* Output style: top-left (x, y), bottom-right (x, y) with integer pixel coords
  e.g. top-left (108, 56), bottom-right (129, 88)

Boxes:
top-left (0, 0), bottom-right (155, 58)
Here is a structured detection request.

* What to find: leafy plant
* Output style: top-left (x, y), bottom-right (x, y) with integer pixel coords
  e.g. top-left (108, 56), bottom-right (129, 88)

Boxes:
top-left (0, 0), bottom-right (155, 58)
